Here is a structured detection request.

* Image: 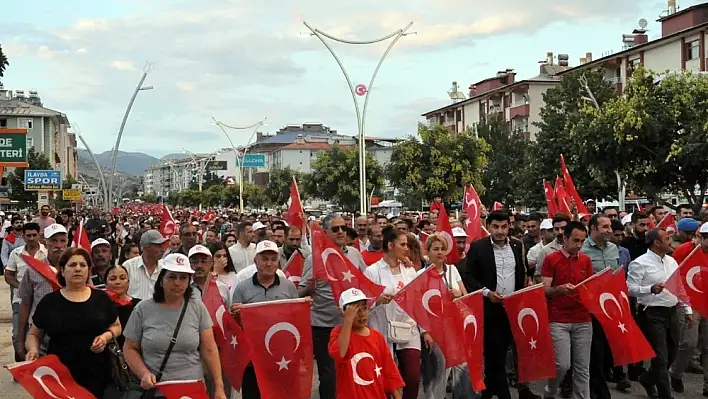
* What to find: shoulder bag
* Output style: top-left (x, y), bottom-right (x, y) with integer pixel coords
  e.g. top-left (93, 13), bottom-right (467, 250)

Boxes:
top-left (106, 331), bottom-right (131, 392)
top-left (140, 299), bottom-right (189, 399)
top-left (379, 264), bottom-right (414, 344)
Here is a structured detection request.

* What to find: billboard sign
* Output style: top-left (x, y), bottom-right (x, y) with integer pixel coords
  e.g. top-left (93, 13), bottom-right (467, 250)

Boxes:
top-left (240, 154), bottom-right (266, 168)
top-left (0, 129), bottom-right (29, 167)
top-left (206, 160), bottom-right (227, 171)
top-left (62, 189), bottom-right (82, 201)
top-left (24, 170), bottom-right (62, 191)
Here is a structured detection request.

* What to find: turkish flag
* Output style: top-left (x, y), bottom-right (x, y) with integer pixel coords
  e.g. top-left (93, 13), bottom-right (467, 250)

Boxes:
top-left (492, 201), bottom-right (503, 211)
top-left (578, 268), bottom-right (655, 365)
top-left (664, 244), bottom-right (708, 318)
top-left (394, 267), bottom-right (466, 367)
top-left (502, 284), bottom-right (555, 383)
top-left (462, 185), bottom-right (483, 243)
top-left (543, 180), bottom-right (559, 217)
top-left (156, 380), bottom-right (208, 399)
top-left (240, 299), bottom-right (313, 399)
top-left (554, 176), bottom-right (572, 217)
top-left (286, 176), bottom-right (306, 230)
top-left (560, 154), bottom-right (590, 216)
top-left (159, 205), bottom-right (177, 239)
top-left (435, 206), bottom-right (460, 265)
top-left (283, 251), bottom-right (305, 285)
top-left (72, 222), bottom-right (90, 250)
top-left (312, 231), bottom-right (385, 305)
top-left (202, 277), bottom-right (250, 391)
top-left (454, 289), bottom-right (485, 391)
top-left (657, 213), bottom-right (677, 231)
top-left (7, 354), bottom-right (96, 399)
top-left (21, 254), bottom-right (60, 291)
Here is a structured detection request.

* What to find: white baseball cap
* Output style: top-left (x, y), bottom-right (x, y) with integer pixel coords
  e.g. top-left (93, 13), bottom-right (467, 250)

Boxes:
top-left (90, 238), bottom-right (111, 250)
top-left (339, 287), bottom-right (368, 309)
top-left (44, 223), bottom-right (68, 239)
top-left (540, 219), bottom-right (553, 230)
top-left (451, 227), bottom-right (467, 238)
top-left (162, 253), bottom-right (194, 274)
top-left (188, 244), bottom-right (212, 258)
top-left (255, 240), bottom-right (279, 255)
top-left (253, 221), bottom-right (266, 231)
top-left (700, 222), bottom-right (708, 234)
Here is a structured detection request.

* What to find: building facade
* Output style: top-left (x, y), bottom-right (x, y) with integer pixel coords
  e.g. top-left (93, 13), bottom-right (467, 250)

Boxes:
top-left (0, 87), bottom-right (78, 179)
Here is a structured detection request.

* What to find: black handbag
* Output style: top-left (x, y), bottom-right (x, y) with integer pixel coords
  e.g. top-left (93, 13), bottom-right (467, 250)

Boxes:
top-left (106, 331), bottom-right (131, 392)
top-left (140, 299), bottom-right (189, 399)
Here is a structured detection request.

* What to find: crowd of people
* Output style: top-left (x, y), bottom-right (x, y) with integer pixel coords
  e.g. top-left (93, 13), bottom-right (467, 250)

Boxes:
top-left (1, 200), bottom-right (707, 399)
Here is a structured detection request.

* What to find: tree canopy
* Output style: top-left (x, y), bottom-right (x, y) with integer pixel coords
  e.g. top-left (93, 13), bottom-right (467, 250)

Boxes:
top-left (265, 167), bottom-right (305, 207)
top-left (0, 44), bottom-right (8, 84)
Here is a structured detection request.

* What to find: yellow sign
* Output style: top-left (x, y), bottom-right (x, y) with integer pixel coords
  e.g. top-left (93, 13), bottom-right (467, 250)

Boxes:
top-left (62, 189), bottom-right (82, 201)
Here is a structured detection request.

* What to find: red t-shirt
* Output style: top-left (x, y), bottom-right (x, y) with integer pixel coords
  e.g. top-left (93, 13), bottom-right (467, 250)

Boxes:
top-left (673, 241), bottom-right (708, 266)
top-left (328, 326), bottom-right (405, 399)
top-left (362, 250), bottom-right (384, 266)
top-left (542, 249), bottom-right (594, 323)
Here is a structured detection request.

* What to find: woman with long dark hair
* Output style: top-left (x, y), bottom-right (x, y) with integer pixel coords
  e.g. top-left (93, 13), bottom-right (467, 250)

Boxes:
top-left (207, 241), bottom-right (238, 292)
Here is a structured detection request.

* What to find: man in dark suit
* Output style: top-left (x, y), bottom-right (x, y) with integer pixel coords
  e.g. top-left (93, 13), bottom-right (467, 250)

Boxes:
top-left (464, 210), bottom-right (540, 399)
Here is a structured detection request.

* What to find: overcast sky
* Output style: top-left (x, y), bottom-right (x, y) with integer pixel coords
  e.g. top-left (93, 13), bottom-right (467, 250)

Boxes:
top-left (1, 0), bottom-right (697, 157)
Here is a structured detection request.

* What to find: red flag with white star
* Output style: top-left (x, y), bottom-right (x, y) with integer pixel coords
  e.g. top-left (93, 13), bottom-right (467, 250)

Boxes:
top-left (454, 290), bottom-right (485, 391)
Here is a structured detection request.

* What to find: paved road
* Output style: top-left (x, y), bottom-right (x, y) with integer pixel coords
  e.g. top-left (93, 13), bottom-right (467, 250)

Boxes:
top-left (0, 277), bottom-right (704, 398)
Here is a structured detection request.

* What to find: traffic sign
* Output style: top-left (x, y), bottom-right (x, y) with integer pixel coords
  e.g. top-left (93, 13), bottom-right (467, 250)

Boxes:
top-left (240, 154), bottom-right (266, 168)
top-left (24, 170), bottom-right (62, 191)
top-left (0, 129), bottom-right (29, 167)
top-left (62, 189), bottom-right (82, 201)
top-left (206, 160), bottom-right (227, 171)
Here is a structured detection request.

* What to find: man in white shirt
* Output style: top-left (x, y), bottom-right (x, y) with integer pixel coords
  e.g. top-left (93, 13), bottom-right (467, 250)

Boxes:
top-left (627, 228), bottom-right (692, 399)
top-left (229, 222), bottom-right (256, 272)
top-left (123, 230), bottom-right (166, 300)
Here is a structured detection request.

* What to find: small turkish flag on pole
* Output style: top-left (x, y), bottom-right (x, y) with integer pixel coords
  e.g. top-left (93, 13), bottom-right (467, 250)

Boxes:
top-left (157, 380), bottom-right (209, 399)
top-left (159, 205), bottom-right (177, 238)
top-left (6, 354), bottom-right (96, 399)
top-left (394, 267), bottom-right (466, 367)
top-left (502, 284), bottom-right (556, 383)
top-left (202, 276), bottom-right (250, 391)
top-left (577, 268), bottom-right (655, 366)
top-left (462, 185), bottom-right (483, 243)
top-left (656, 213), bottom-right (677, 231)
top-left (72, 221), bottom-right (91, 250)
top-left (20, 254), bottom-right (60, 291)
top-left (664, 244), bottom-right (708, 318)
top-left (543, 180), bottom-right (559, 217)
top-left (286, 176), bottom-right (306, 230)
top-left (312, 231), bottom-right (384, 304)
top-left (560, 154), bottom-right (590, 217)
top-left (554, 176), bottom-right (572, 217)
top-left (454, 289), bottom-right (485, 391)
top-left (492, 201), bottom-right (503, 211)
top-left (283, 251), bottom-right (305, 285)
top-left (240, 298), bottom-right (313, 399)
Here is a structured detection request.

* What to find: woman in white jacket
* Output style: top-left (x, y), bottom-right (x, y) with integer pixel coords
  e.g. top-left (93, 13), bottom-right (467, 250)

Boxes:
top-left (364, 225), bottom-right (429, 399)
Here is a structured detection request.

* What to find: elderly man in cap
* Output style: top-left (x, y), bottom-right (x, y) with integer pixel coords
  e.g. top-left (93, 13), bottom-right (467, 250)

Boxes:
top-left (16, 223), bottom-right (68, 359)
top-left (188, 244), bottom-right (230, 305)
top-left (90, 238), bottom-right (112, 288)
top-left (123, 230), bottom-right (167, 300)
top-left (452, 226), bottom-right (469, 274)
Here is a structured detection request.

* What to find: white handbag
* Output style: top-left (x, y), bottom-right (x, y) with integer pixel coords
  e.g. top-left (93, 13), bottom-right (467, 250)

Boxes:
top-left (388, 320), bottom-right (414, 344)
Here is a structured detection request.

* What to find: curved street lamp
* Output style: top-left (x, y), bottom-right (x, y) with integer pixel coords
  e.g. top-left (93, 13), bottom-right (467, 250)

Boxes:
top-left (212, 117), bottom-right (267, 212)
top-left (302, 21), bottom-right (414, 214)
top-left (183, 148), bottom-right (220, 211)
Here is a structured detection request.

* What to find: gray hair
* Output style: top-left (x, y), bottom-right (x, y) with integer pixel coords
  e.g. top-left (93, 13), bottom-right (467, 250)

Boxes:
top-left (645, 228), bottom-right (663, 246)
top-left (322, 213), bottom-right (342, 231)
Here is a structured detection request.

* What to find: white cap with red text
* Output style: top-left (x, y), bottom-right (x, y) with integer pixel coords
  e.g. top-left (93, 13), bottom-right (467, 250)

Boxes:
top-left (339, 287), bottom-right (368, 309)
top-left (255, 240), bottom-right (279, 255)
top-left (44, 223), bottom-right (68, 239)
top-left (162, 253), bottom-right (194, 274)
top-left (188, 244), bottom-right (212, 258)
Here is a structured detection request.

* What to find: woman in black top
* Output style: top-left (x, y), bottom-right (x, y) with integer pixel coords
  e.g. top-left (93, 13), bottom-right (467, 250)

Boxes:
top-left (104, 265), bottom-right (140, 348)
top-left (26, 247), bottom-right (122, 398)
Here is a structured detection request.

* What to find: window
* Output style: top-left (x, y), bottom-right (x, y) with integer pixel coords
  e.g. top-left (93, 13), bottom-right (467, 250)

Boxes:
top-left (18, 118), bottom-right (33, 129)
top-left (687, 40), bottom-right (700, 60)
top-left (456, 110), bottom-right (462, 121)
top-left (0, 119), bottom-right (6, 128)
top-left (26, 137), bottom-right (34, 148)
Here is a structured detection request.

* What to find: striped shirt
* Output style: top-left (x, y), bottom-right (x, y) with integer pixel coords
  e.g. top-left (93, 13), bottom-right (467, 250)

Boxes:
top-left (6, 244), bottom-right (47, 304)
top-left (123, 255), bottom-right (163, 300)
top-left (19, 264), bottom-right (57, 324)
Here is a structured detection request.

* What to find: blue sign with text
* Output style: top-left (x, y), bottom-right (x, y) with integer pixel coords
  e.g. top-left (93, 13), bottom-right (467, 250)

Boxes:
top-left (240, 154), bottom-right (266, 168)
top-left (24, 170), bottom-right (62, 190)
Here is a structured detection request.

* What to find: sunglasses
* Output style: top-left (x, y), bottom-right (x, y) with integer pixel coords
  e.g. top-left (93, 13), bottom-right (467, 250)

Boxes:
top-left (330, 225), bottom-right (345, 233)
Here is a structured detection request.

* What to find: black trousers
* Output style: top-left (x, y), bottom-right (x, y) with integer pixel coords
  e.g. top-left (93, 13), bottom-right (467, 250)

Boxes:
top-left (637, 306), bottom-right (679, 399)
top-left (312, 326), bottom-right (336, 399)
top-left (482, 310), bottom-right (514, 399)
top-left (241, 364), bottom-right (260, 399)
top-left (590, 317), bottom-right (612, 399)
top-left (627, 296), bottom-right (645, 379)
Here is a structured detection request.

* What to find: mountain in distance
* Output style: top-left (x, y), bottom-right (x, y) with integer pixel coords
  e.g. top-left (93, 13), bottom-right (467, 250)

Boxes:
top-left (77, 149), bottom-right (159, 176)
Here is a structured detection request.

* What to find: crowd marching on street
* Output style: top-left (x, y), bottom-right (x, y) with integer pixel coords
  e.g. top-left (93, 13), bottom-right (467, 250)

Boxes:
top-left (1, 170), bottom-right (708, 399)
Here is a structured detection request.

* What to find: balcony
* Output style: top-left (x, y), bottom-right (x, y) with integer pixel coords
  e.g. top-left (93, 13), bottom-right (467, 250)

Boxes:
top-left (508, 102), bottom-right (530, 120)
top-left (487, 104), bottom-right (503, 115)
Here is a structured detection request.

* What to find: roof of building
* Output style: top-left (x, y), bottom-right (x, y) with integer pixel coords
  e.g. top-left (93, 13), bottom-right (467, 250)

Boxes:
top-left (279, 142), bottom-right (355, 150)
top-left (421, 77), bottom-right (561, 117)
top-left (558, 20), bottom-right (708, 75)
top-left (0, 100), bottom-right (70, 124)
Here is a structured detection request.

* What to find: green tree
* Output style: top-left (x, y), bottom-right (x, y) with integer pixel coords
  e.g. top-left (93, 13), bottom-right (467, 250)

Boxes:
top-left (203, 185), bottom-right (225, 207)
top-left (265, 167), bottom-right (305, 207)
top-left (303, 145), bottom-right (384, 211)
top-left (188, 171), bottom-right (224, 191)
top-left (243, 183), bottom-right (267, 209)
top-left (387, 123), bottom-right (489, 205)
top-left (175, 189), bottom-right (201, 207)
top-left (8, 149), bottom-right (52, 207)
top-left (0, 44), bottom-right (8, 84)
top-left (516, 69), bottom-right (620, 207)
top-left (475, 116), bottom-right (529, 207)
top-left (140, 193), bottom-right (158, 203)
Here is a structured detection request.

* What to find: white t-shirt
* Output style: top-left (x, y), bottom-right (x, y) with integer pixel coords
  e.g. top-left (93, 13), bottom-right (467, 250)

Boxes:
top-left (5, 244), bottom-right (47, 304)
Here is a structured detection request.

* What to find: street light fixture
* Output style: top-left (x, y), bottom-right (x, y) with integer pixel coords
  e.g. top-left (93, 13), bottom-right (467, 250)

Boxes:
top-left (212, 117), bottom-right (267, 212)
top-left (302, 21), bottom-right (414, 214)
top-left (183, 148), bottom-right (219, 211)
top-left (107, 63), bottom-right (154, 211)
top-left (77, 134), bottom-right (109, 210)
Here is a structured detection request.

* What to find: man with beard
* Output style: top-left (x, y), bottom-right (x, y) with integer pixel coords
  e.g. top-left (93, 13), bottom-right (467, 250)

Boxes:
top-left (83, 208), bottom-right (109, 242)
top-left (2, 216), bottom-right (26, 270)
top-left (30, 205), bottom-right (56, 236)
top-left (279, 225), bottom-right (310, 268)
top-left (534, 214), bottom-right (571, 283)
top-left (361, 224), bottom-right (384, 266)
top-left (89, 238), bottom-right (112, 288)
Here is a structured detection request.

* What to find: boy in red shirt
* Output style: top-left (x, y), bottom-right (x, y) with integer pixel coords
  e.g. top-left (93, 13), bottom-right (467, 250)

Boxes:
top-left (328, 288), bottom-right (404, 399)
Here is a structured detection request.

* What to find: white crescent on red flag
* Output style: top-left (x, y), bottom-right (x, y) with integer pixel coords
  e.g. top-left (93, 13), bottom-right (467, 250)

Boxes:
top-left (7, 355), bottom-right (96, 399)
top-left (159, 205), bottom-right (177, 239)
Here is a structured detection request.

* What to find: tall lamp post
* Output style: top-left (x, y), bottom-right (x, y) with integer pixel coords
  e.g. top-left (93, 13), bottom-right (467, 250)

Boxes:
top-left (212, 117), bottom-right (267, 212)
top-left (183, 148), bottom-right (219, 211)
top-left (77, 134), bottom-right (109, 210)
top-left (303, 21), bottom-right (414, 214)
top-left (107, 63), bottom-right (154, 210)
